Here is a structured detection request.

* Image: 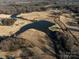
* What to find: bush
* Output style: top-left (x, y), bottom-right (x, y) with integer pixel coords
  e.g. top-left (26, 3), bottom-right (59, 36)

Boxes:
top-left (1, 19), bottom-right (16, 26)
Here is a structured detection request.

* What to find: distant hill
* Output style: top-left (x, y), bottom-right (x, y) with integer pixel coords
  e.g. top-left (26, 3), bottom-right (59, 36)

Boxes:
top-left (0, 0), bottom-right (49, 4)
top-left (0, 0), bottom-right (79, 5)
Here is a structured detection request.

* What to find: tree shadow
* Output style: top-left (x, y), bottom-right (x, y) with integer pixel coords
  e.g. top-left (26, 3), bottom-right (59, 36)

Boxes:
top-left (67, 22), bottom-right (78, 27)
top-left (68, 27), bottom-right (79, 32)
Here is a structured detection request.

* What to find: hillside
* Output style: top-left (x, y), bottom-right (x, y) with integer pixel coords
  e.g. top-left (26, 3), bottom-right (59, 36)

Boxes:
top-left (0, 1), bottom-right (79, 59)
top-left (0, 9), bottom-right (79, 59)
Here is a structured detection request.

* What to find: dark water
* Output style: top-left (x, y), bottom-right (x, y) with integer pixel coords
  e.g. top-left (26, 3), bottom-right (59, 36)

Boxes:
top-left (11, 12), bottom-right (21, 20)
top-left (0, 20), bottom-right (70, 59)
top-left (10, 20), bottom-right (70, 58)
